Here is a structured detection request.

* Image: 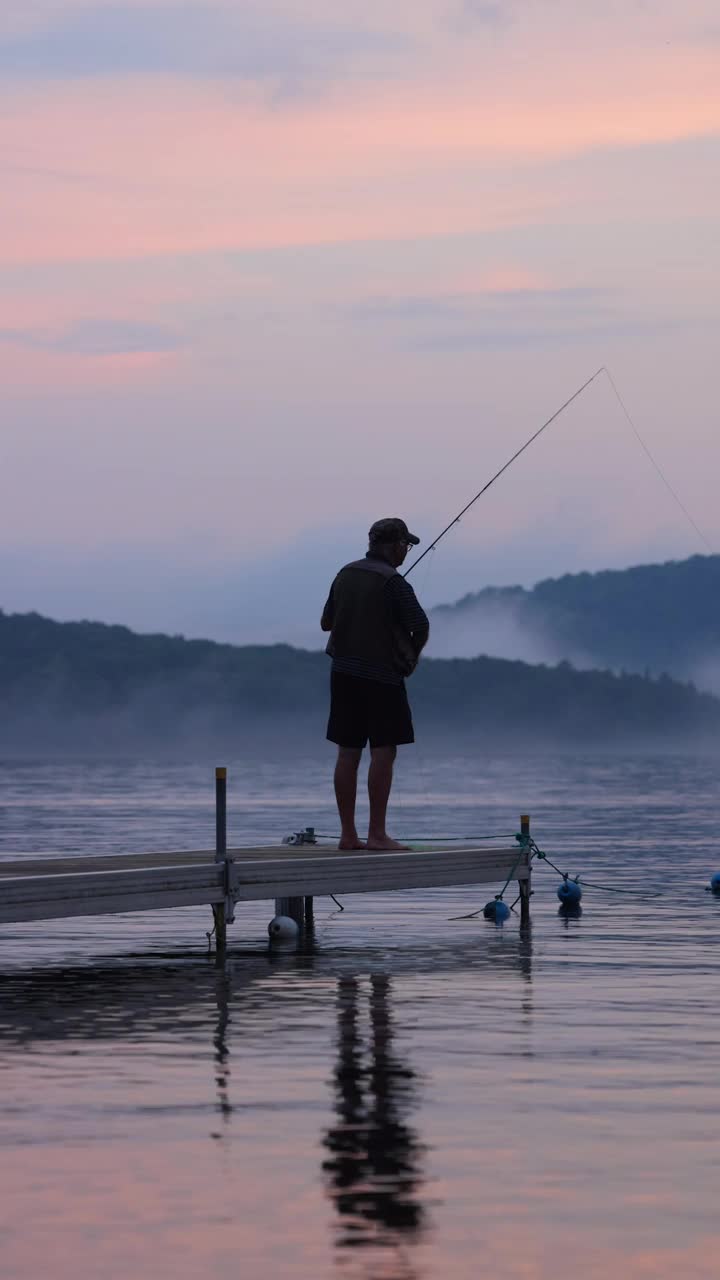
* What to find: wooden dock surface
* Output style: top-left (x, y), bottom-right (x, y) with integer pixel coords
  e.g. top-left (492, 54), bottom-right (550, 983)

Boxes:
top-left (0, 843), bottom-right (529, 927)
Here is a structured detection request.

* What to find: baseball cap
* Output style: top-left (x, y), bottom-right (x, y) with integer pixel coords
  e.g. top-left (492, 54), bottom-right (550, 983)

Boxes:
top-left (368, 517), bottom-right (420, 546)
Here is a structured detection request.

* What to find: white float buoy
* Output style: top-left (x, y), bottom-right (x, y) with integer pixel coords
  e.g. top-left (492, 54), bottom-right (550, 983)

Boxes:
top-left (268, 914), bottom-right (300, 942)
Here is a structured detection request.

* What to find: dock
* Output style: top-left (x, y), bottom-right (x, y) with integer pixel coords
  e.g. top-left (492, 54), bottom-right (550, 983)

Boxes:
top-left (0, 770), bottom-right (532, 948)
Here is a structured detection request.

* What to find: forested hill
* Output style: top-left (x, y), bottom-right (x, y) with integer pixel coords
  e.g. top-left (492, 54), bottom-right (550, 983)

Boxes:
top-left (431, 554), bottom-right (720, 681)
top-left (1, 608), bottom-right (718, 751)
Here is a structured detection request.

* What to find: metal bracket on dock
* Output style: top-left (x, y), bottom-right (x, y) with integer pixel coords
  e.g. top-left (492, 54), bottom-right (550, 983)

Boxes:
top-left (282, 827), bottom-right (318, 847)
top-left (224, 861), bottom-right (241, 923)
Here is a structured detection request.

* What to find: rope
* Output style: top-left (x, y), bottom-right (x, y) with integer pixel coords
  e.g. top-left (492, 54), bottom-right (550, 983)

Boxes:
top-left (449, 834), bottom-right (669, 921)
top-left (314, 832), bottom-right (517, 843)
top-left (529, 843), bottom-right (568, 878)
top-left (498, 839), bottom-right (529, 899)
top-left (407, 833), bottom-right (518, 843)
top-left (448, 834), bottom-right (530, 918)
top-left (530, 839), bottom-right (665, 900)
top-left (577, 877), bottom-right (662, 899)
top-left (409, 833), bottom-right (517, 843)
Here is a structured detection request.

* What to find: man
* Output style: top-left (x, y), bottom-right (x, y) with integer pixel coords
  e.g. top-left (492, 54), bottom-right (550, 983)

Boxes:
top-left (321, 517), bottom-right (430, 851)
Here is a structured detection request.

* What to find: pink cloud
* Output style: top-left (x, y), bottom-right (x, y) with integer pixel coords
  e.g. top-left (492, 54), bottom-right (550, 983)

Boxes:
top-left (2, 39), bottom-right (718, 268)
top-left (0, 338), bottom-right (177, 390)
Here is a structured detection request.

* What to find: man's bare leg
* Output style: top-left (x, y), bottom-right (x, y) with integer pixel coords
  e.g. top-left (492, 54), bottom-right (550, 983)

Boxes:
top-left (366, 745), bottom-right (409, 851)
top-left (334, 747), bottom-right (366, 849)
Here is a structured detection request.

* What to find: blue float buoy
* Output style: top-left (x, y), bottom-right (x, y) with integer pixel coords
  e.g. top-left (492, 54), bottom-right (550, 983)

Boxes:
top-left (483, 898), bottom-right (510, 923)
top-left (711, 873), bottom-right (720, 894)
top-left (557, 877), bottom-right (582, 905)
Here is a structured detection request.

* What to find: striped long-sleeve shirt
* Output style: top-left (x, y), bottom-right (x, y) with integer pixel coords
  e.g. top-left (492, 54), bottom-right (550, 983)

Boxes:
top-left (321, 555), bottom-right (430, 685)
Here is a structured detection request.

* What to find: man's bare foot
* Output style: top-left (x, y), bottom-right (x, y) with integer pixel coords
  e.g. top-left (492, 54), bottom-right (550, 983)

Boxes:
top-left (337, 835), bottom-right (367, 851)
top-left (365, 835), bottom-right (410, 851)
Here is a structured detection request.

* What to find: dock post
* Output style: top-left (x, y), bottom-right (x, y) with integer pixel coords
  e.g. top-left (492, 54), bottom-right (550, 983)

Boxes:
top-left (275, 896), bottom-right (305, 927)
top-left (519, 814), bottom-right (531, 928)
top-left (213, 767), bottom-right (228, 954)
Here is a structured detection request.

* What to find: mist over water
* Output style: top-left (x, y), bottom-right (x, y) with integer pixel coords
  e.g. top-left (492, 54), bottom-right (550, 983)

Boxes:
top-left (427, 594), bottom-right (720, 697)
top-left (689, 655), bottom-right (720, 697)
top-left (427, 597), bottom-right (569, 665)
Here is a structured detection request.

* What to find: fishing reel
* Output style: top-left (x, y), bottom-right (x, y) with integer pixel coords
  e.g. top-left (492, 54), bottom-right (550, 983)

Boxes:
top-left (282, 827), bottom-right (318, 847)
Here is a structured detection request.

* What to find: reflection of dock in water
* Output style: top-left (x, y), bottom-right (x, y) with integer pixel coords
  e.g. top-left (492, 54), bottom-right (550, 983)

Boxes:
top-left (0, 926), bottom-right (534, 1046)
top-left (212, 970), bottom-right (232, 1131)
top-left (322, 975), bottom-right (426, 1276)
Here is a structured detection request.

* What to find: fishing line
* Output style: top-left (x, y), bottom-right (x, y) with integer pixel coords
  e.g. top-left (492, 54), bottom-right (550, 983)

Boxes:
top-left (602, 367), bottom-right (714, 554)
top-left (404, 365), bottom-right (714, 577)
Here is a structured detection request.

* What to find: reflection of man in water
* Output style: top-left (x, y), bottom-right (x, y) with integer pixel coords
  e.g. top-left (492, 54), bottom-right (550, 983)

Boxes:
top-left (322, 975), bottom-right (425, 1264)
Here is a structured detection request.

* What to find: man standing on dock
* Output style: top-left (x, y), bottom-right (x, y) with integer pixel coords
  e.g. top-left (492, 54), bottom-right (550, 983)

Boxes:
top-left (321, 518), bottom-right (429, 851)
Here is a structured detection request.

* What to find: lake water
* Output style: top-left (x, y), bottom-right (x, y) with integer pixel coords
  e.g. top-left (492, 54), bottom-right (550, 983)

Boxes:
top-left (1, 747), bottom-right (719, 1279)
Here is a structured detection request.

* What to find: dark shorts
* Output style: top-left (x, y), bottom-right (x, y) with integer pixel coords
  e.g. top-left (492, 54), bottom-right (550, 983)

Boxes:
top-left (327, 671), bottom-right (415, 749)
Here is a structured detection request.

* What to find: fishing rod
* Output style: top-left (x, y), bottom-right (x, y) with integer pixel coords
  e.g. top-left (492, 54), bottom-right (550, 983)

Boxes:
top-left (404, 367), bottom-right (604, 578)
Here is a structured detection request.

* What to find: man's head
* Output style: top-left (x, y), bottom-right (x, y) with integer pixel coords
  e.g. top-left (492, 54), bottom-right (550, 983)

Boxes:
top-left (368, 517), bottom-right (420, 567)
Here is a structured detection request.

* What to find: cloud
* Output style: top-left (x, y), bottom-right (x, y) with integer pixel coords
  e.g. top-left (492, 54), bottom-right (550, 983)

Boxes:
top-left (0, 318), bottom-right (181, 355)
top-left (341, 278), bottom-right (720, 352)
top-left (678, 19), bottom-right (720, 43)
top-left (453, 1), bottom-right (510, 30)
top-left (0, 3), bottom-right (408, 85)
top-left (2, 53), bottom-right (718, 271)
top-left (463, 0), bottom-right (505, 17)
top-left (354, 285), bottom-right (601, 317)
top-left (345, 285), bottom-right (629, 351)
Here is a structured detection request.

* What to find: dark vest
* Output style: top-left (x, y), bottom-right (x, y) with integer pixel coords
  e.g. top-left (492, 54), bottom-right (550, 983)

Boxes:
top-left (326, 558), bottom-right (415, 675)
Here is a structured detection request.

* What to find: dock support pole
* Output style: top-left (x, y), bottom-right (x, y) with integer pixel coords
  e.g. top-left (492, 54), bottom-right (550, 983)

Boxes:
top-left (275, 896), bottom-right (305, 927)
top-left (213, 767), bottom-right (228, 955)
top-left (519, 813), bottom-right (531, 928)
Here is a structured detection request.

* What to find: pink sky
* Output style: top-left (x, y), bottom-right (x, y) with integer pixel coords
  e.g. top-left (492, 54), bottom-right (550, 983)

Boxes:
top-left (2, 0), bottom-right (719, 640)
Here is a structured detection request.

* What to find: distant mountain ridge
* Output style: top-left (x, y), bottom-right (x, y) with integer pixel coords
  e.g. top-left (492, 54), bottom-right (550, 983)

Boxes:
top-left (430, 554), bottom-right (720, 687)
top-left (1, 607), bottom-right (718, 751)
